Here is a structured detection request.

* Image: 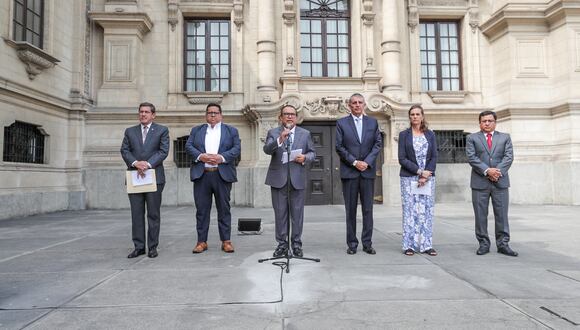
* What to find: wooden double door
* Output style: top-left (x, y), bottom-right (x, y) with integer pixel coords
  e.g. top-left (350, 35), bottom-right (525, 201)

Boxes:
top-left (301, 123), bottom-right (384, 205)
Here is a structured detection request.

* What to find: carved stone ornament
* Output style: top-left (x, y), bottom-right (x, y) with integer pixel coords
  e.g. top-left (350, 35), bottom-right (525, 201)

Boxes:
top-left (184, 92), bottom-right (225, 104)
top-left (259, 120), bottom-right (279, 143)
top-left (5, 40), bottom-right (60, 80)
top-left (286, 55), bottom-right (294, 67)
top-left (361, 13), bottom-right (375, 26)
top-left (302, 96), bottom-right (348, 119)
top-left (283, 0), bottom-right (296, 26)
top-left (366, 95), bottom-right (391, 113)
top-left (468, 0), bottom-right (480, 33)
top-left (408, 0), bottom-right (419, 33)
top-left (366, 57), bottom-right (373, 67)
top-left (233, 0), bottom-right (244, 31)
top-left (393, 121), bottom-right (408, 142)
top-left (168, 0), bottom-right (178, 32)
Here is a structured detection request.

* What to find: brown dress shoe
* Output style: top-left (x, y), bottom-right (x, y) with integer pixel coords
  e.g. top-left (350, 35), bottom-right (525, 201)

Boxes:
top-left (192, 242), bottom-right (208, 254)
top-left (222, 240), bottom-right (235, 253)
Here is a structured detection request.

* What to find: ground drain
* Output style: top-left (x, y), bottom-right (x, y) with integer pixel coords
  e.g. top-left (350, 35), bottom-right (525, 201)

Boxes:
top-left (540, 306), bottom-right (579, 326)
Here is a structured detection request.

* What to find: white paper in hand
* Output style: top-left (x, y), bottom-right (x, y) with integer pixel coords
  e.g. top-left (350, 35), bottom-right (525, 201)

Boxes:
top-left (411, 180), bottom-right (432, 196)
top-left (282, 148), bottom-right (303, 164)
top-left (132, 169), bottom-right (154, 186)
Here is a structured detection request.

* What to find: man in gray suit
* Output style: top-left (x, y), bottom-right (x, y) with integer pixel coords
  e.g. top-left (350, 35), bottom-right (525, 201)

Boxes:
top-left (264, 105), bottom-right (315, 258)
top-left (466, 110), bottom-right (518, 257)
top-left (121, 102), bottom-right (169, 259)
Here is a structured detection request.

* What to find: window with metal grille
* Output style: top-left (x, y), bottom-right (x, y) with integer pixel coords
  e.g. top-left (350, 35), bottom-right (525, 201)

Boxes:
top-left (420, 21), bottom-right (462, 91)
top-left (13, 0), bottom-right (44, 48)
top-left (174, 136), bottom-right (193, 168)
top-left (434, 130), bottom-right (468, 163)
top-left (3, 121), bottom-right (46, 164)
top-left (300, 0), bottom-right (350, 77)
top-left (184, 19), bottom-right (230, 92)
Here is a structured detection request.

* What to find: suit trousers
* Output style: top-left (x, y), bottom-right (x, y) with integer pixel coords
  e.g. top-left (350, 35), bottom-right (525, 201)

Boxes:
top-left (472, 185), bottom-right (510, 248)
top-left (128, 183), bottom-right (164, 251)
top-left (193, 171), bottom-right (232, 242)
top-left (271, 184), bottom-right (304, 248)
top-left (342, 177), bottom-right (374, 248)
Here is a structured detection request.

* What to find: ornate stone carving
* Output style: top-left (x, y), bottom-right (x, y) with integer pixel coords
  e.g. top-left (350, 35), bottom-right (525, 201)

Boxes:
top-left (5, 40), bottom-right (60, 80)
top-left (393, 122), bottom-right (408, 142)
top-left (259, 120), bottom-right (279, 143)
top-left (184, 92), bottom-right (225, 104)
top-left (468, 0), bottom-right (480, 33)
top-left (366, 57), bottom-right (373, 68)
top-left (233, 0), bottom-right (244, 31)
top-left (168, 0), bottom-right (179, 32)
top-left (418, 0), bottom-right (465, 6)
top-left (361, 0), bottom-right (374, 26)
top-left (286, 55), bottom-right (294, 67)
top-left (282, 0), bottom-right (296, 26)
top-left (366, 95), bottom-right (391, 113)
top-left (408, 0), bottom-right (419, 33)
top-left (303, 96), bottom-right (348, 119)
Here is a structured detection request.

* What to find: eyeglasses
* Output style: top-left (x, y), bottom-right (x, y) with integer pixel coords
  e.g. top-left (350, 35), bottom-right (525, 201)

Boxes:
top-left (282, 113), bottom-right (296, 117)
top-left (206, 112), bottom-right (221, 116)
top-left (480, 120), bottom-right (495, 123)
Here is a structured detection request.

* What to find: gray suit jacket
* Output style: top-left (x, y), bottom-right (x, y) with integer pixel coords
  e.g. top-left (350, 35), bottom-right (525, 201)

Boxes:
top-left (120, 122), bottom-right (170, 184)
top-left (466, 130), bottom-right (513, 189)
top-left (264, 126), bottom-right (316, 190)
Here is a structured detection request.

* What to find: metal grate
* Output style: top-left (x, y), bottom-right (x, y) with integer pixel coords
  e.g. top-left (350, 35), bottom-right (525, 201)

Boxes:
top-left (3, 121), bottom-right (45, 164)
top-left (434, 130), bottom-right (468, 163)
top-left (174, 136), bottom-right (193, 168)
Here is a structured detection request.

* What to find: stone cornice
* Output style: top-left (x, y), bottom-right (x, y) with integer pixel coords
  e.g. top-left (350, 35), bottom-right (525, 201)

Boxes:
top-left (89, 12), bottom-right (153, 39)
top-left (481, 0), bottom-right (580, 41)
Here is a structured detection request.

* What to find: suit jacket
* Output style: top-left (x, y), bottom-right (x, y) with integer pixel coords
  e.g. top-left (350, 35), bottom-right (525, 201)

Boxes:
top-left (120, 122), bottom-right (169, 184)
top-left (466, 130), bottom-right (513, 189)
top-left (398, 128), bottom-right (437, 177)
top-left (185, 123), bottom-right (241, 183)
top-left (335, 115), bottom-right (382, 179)
top-left (264, 126), bottom-right (316, 190)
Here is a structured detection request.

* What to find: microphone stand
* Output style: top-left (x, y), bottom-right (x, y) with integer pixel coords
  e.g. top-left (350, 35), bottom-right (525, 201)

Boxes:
top-left (259, 130), bottom-right (320, 273)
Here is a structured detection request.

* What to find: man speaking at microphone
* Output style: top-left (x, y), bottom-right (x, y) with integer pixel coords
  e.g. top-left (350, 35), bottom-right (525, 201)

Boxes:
top-left (264, 105), bottom-right (316, 258)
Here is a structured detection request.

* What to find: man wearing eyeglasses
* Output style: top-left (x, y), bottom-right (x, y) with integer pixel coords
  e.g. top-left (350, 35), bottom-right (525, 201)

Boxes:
top-left (264, 105), bottom-right (316, 258)
top-left (186, 103), bottom-right (241, 254)
top-left (466, 110), bottom-right (517, 257)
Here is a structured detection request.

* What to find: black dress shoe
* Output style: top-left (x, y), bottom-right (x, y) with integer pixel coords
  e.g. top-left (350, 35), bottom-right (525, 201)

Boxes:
top-left (362, 246), bottom-right (376, 255)
top-left (497, 246), bottom-right (518, 257)
top-left (127, 249), bottom-right (145, 258)
top-left (293, 247), bottom-right (303, 257)
top-left (148, 248), bottom-right (158, 258)
top-left (273, 246), bottom-right (288, 258)
top-left (346, 247), bottom-right (357, 255)
top-left (476, 246), bottom-right (490, 255)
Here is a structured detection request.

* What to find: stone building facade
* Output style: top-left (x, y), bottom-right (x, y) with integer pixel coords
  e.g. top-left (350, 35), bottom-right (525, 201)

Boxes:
top-left (1, 0), bottom-right (579, 219)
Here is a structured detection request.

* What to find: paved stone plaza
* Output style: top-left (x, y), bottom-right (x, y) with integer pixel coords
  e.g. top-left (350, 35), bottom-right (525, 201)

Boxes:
top-left (1, 203), bottom-right (579, 329)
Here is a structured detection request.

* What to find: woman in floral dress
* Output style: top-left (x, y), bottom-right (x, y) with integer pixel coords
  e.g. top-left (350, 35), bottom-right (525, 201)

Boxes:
top-left (398, 105), bottom-right (438, 256)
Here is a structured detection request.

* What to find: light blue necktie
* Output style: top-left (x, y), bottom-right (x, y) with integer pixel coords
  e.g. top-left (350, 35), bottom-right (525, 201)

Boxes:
top-left (288, 132), bottom-right (294, 147)
top-left (355, 117), bottom-right (362, 141)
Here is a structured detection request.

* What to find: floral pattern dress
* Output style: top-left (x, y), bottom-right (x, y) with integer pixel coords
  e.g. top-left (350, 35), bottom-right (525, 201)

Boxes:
top-left (400, 135), bottom-right (436, 252)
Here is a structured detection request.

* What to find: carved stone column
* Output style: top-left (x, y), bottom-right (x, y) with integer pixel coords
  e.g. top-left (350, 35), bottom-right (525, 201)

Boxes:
top-left (381, 0), bottom-right (402, 93)
top-left (89, 3), bottom-right (153, 107)
top-left (256, 0), bottom-right (278, 103)
top-left (281, 0), bottom-right (299, 96)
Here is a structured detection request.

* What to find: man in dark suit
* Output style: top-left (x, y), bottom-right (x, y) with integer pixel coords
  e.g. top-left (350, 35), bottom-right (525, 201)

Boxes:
top-left (466, 110), bottom-right (517, 257)
top-left (264, 105), bottom-right (315, 258)
top-left (121, 102), bottom-right (169, 259)
top-left (336, 93), bottom-right (382, 255)
top-left (186, 103), bottom-right (241, 254)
